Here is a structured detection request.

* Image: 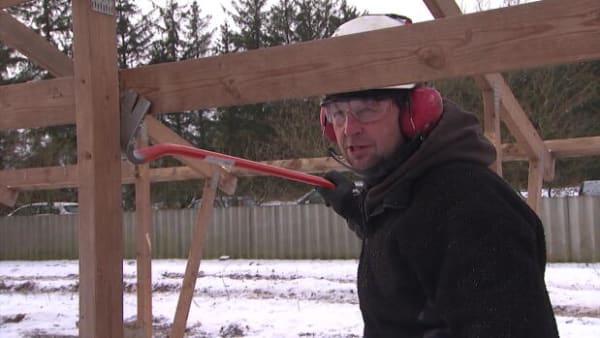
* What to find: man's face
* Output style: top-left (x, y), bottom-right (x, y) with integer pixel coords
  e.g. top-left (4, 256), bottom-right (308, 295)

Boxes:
top-left (322, 98), bottom-right (405, 170)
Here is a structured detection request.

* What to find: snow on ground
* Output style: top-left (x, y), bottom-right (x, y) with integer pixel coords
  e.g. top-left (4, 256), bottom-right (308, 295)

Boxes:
top-left (1, 259), bottom-right (599, 337)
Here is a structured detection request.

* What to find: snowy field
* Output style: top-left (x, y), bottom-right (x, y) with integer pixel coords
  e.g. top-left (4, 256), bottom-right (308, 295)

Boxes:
top-left (1, 259), bottom-right (599, 337)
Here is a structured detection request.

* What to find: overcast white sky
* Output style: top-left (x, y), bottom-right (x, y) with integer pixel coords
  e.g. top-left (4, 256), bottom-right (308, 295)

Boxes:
top-left (146, 0), bottom-right (540, 28)
top-left (200, 0), bottom-right (435, 24)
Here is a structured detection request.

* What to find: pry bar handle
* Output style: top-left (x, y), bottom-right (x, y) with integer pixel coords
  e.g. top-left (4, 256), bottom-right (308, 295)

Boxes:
top-left (131, 143), bottom-right (335, 189)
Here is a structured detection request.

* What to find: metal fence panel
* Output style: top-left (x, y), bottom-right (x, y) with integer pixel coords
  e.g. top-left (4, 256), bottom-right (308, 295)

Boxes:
top-left (1, 197), bottom-right (598, 261)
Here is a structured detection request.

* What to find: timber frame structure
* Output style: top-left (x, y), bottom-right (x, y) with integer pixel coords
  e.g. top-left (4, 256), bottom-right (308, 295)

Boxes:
top-left (1, 0), bottom-right (600, 336)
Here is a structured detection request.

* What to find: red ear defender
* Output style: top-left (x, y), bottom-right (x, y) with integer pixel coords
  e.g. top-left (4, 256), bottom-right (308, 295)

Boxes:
top-left (400, 86), bottom-right (443, 138)
top-left (320, 106), bottom-right (337, 143)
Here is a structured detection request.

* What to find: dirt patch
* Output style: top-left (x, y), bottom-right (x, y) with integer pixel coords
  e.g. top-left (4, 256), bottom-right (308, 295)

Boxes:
top-left (21, 329), bottom-right (76, 338)
top-left (2, 313), bottom-right (26, 324)
top-left (14, 281), bottom-right (36, 292)
top-left (219, 322), bottom-right (249, 337)
top-left (554, 305), bottom-right (600, 318)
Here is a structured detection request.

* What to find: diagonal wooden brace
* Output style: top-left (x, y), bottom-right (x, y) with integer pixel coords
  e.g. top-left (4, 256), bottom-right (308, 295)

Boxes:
top-left (170, 173), bottom-right (220, 338)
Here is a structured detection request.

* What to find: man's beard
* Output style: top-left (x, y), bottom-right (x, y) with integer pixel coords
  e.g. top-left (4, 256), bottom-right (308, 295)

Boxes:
top-left (354, 137), bottom-right (423, 186)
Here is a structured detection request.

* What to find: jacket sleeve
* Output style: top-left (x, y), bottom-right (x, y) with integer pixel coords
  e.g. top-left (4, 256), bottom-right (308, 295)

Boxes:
top-left (343, 192), bottom-right (366, 239)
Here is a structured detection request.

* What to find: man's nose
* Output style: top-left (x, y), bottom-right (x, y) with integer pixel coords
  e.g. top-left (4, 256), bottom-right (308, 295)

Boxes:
top-left (343, 112), bottom-right (362, 135)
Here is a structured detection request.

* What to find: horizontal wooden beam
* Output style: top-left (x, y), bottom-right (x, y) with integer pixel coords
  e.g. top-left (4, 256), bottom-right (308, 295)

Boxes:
top-left (0, 77), bottom-right (74, 130)
top-left (121, 0), bottom-right (600, 114)
top-left (0, 10), bottom-right (74, 77)
top-left (2, 0), bottom-right (599, 131)
top-left (0, 0), bottom-right (29, 9)
top-left (0, 157), bottom-right (345, 190)
top-left (503, 136), bottom-right (600, 161)
top-left (2, 135), bottom-right (598, 191)
top-left (0, 165), bottom-right (80, 190)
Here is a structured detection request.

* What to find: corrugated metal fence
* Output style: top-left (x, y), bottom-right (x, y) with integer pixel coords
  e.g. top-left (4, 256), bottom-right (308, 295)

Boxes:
top-left (1, 196), bottom-right (599, 262)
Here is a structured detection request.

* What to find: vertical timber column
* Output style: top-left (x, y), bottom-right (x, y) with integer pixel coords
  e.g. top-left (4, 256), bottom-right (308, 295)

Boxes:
top-left (527, 158), bottom-right (544, 214)
top-left (481, 84), bottom-right (503, 176)
top-left (72, 1), bottom-right (123, 337)
top-left (135, 128), bottom-right (153, 338)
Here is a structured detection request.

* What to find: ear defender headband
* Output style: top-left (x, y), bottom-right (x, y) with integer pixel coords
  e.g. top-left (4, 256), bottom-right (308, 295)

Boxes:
top-left (320, 86), bottom-right (443, 143)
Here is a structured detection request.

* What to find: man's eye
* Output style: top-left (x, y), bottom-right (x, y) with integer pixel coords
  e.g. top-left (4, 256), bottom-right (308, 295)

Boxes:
top-left (333, 111), bottom-right (345, 118)
top-left (356, 108), bottom-right (374, 116)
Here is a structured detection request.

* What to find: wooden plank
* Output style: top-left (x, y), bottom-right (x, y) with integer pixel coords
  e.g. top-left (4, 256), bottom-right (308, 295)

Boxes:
top-left (424, 0), bottom-right (553, 181)
top-left (492, 75), bottom-right (554, 180)
top-left (480, 80), bottom-right (502, 175)
top-left (503, 136), bottom-right (600, 160)
top-left (0, 185), bottom-right (18, 207)
top-left (134, 132), bottom-right (152, 338)
top-left (0, 156), bottom-right (344, 189)
top-left (423, 0), bottom-right (458, 19)
top-left (121, 0), bottom-right (600, 114)
top-left (0, 0), bottom-right (30, 9)
top-left (0, 11), bottom-right (73, 77)
top-left (72, 1), bottom-right (123, 337)
top-left (527, 158), bottom-right (544, 213)
top-left (3, 133), bottom-right (600, 190)
top-left (0, 77), bottom-right (75, 130)
top-left (170, 174), bottom-right (219, 338)
top-left (144, 115), bottom-right (238, 195)
top-left (5, 0), bottom-right (600, 130)
top-left (0, 165), bottom-right (80, 190)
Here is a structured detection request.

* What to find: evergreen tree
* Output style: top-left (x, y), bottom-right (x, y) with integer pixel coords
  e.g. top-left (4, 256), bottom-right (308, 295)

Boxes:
top-left (266, 0), bottom-right (296, 45)
top-left (116, 0), bottom-right (153, 69)
top-left (148, 0), bottom-right (184, 64)
top-left (295, 0), bottom-right (359, 41)
top-left (214, 22), bottom-right (236, 54)
top-left (227, 0), bottom-right (270, 50)
top-left (181, 1), bottom-right (214, 60)
top-left (0, 42), bottom-right (26, 85)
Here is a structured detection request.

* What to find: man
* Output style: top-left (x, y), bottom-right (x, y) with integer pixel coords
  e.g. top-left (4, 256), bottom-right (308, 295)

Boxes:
top-left (316, 14), bottom-right (559, 337)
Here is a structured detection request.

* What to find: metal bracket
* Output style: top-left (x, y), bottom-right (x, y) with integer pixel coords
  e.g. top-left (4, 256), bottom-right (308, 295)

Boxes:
top-left (120, 89), bottom-right (151, 164)
top-left (91, 0), bottom-right (116, 16)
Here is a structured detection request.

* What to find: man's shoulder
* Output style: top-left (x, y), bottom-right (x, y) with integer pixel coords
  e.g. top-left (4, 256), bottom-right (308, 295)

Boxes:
top-left (424, 161), bottom-right (498, 186)
top-left (415, 160), bottom-right (519, 203)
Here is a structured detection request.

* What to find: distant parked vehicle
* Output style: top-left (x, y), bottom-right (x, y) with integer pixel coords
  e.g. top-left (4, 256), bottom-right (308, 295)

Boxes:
top-left (580, 180), bottom-right (600, 196)
top-left (294, 189), bottom-right (325, 205)
top-left (262, 181), bottom-right (363, 206)
top-left (187, 195), bottom-right (256, 209)
top-left (8, 202), bottom-right (79, 216)
top-left (261, 190), bottom-right (325, 206)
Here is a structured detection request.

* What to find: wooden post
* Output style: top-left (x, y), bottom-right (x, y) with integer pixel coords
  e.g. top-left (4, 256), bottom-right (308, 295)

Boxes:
top-left (481, 81), bottom-right (503, 176)
top-left (527, 158), bottom-right (544, 213)
top-left (72, 1), bottom-right (123, 337)
top-left (170, 174), bottom-right (220, 338)
top-left (0, 185), bottom-right (18, 207)
top-left (135, 127), bottom-right (152, 337)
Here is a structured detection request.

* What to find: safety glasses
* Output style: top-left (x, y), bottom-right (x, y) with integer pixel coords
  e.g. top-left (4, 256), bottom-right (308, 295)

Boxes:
top-left (321, 98), bottom-right (394, 126)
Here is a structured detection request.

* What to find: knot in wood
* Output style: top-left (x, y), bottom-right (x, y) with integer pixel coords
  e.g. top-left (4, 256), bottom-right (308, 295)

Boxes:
top-left (417, 45), bottom-right (446, 70)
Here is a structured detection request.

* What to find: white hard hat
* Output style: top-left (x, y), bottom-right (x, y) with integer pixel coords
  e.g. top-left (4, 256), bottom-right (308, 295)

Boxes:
top-left (332, 14), bottom-right (415, 90)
